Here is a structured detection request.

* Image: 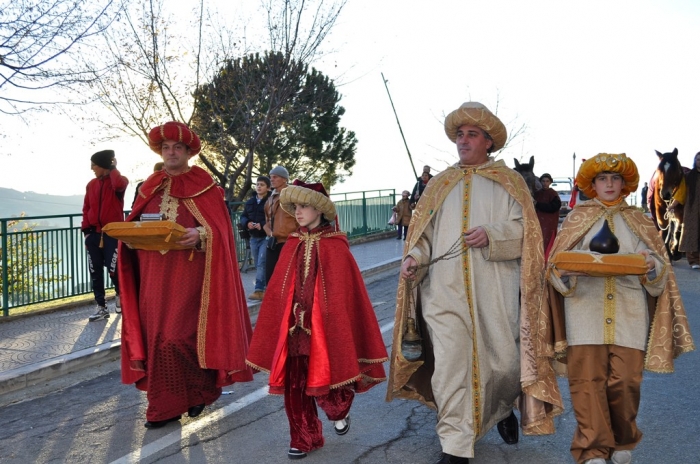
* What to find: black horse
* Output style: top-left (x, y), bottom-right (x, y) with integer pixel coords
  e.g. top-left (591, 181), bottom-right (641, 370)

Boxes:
top-left (651, 148), bottom-right (687, 261)
top-left (513, 156), bottom-right (540, 197)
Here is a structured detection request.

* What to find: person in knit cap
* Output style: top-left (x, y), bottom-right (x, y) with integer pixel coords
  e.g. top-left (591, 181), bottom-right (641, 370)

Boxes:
top-left (118, 121), bottom-right (253, 428)
top-left (547, 153), bottom-right (695, 464)
top-left (263, 165), bottom-right (299, 283)
top-left (247, 179), bottom-right (388, 460)
top-left (82, 149), bottom-right (129, 321)
top-left (387, 102), bottom-right (562, 464)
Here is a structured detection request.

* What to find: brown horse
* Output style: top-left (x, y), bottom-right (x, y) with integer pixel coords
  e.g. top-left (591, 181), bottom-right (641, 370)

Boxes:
top-left (651, 148), bottom-right (687, 261)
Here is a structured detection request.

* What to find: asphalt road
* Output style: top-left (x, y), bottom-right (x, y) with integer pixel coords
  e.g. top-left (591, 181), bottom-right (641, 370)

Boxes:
top-left (1, 268), bottom-right (698, 464)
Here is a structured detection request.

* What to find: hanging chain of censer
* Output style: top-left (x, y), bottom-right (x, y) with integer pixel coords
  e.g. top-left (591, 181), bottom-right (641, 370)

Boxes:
top-left (401, 235), bottom-right (466, 361)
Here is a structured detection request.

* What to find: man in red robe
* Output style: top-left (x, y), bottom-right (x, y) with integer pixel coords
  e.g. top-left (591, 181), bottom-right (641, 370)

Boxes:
top-left (534, 173), bottom-right (562, 258)
top-left (118, 121), bottom-right (253, 428)
top-left (247, 180), bottom-right (388, 460)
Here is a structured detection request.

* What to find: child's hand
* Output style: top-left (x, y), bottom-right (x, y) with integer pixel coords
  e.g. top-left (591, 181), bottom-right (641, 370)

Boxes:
top-left (638, 249), bottom-right (655, 271)
top-left (558, 269), bottom-right (587, 277)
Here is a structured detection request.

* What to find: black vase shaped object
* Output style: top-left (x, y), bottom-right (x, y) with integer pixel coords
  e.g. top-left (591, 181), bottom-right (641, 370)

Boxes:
top-left (589, 219), bottom-right (620, 254)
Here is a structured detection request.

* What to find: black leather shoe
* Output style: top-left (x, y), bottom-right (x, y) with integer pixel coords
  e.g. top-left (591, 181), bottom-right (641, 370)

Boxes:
top-left (497, 410), bottom-right (519, 444)
top-left (334, 415), bottom-right (350, 435)
top-left (288, 448), bottom-right (307, 460)
top-left (435, 453), bottom-right (469, 464)
top-left (144, 415), bottom-right (181, 429)
top-left (188, 403), bottom-right (205, 417)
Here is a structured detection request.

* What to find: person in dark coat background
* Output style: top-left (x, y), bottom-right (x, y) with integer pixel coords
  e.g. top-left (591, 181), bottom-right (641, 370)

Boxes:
top-left (240, 175), bottom-right (272, 299)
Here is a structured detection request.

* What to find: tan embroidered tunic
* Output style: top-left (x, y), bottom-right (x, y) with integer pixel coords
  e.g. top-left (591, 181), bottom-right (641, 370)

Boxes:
top-left (549, 202), bottom-right (668, 350)
top-left (387, 159), bottom-right (563, 458)
top-left (545, 199), bottom-right (695, 372)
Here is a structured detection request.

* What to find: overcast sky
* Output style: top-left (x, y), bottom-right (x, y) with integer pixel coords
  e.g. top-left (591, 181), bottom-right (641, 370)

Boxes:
top-left (2, 0), bottom-right (699, 206)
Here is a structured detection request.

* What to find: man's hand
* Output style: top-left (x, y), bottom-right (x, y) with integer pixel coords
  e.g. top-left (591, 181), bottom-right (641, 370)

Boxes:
top-left (464, 226), bottom-right (489, 248)
top-left (401, 256), bottom-right (418, 280)
top-left (176, 227), bottom-right (201, 247)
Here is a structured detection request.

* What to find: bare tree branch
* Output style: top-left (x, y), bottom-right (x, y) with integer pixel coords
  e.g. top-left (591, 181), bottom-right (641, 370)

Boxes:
top-left (0, 0), bottom-right (123, 113)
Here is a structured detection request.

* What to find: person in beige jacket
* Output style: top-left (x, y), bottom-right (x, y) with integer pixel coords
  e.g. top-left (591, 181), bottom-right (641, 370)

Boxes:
top-left (263, 166), bottom-right (299, 283)
top-left (394, 190), bottom-right (413, 240)
top-left (548, 153), bottom-right (694, 464)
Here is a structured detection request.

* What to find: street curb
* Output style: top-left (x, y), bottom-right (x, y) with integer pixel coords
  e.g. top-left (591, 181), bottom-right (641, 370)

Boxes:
top-left (0, 258), bottom-right (401, 401)
top-left (0, 341), bottom-right (122, 399)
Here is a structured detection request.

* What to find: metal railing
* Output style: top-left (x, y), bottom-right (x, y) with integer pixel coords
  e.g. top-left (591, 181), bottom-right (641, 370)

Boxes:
top-left (1, 189), bottom-right (395, 315)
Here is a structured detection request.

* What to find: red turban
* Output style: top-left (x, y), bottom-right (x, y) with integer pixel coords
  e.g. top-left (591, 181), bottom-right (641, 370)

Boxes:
top-left (148, 121), bottom-right (201, 156)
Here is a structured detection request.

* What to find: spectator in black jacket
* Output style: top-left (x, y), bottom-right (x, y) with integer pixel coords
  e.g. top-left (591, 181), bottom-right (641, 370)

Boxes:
top-left (240, 176), bottom-right (272, 300)
top-left (410, 167), bottom-right (433, 208)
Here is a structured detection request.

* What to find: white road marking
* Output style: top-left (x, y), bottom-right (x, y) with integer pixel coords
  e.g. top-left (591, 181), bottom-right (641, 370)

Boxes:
top-left (109, 320), bottom-right (396, 463)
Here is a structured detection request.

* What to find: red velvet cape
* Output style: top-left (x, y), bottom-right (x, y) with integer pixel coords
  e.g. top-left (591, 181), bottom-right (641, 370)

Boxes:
top-left (119, 166), bottom-right (253, 387)
top-left (246, 230), bottom-right (388, 395)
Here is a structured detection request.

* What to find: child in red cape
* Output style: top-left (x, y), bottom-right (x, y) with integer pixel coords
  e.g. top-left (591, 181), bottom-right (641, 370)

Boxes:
top-left (246, 180), bottom-right (388, 460)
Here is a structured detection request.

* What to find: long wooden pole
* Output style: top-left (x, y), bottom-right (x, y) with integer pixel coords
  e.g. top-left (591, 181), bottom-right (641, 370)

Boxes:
top-left (381, 73), bottom-right (418, 180)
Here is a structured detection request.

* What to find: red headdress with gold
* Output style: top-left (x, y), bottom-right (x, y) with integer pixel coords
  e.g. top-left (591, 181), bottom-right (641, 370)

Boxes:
top-left (148, 121), bottom-right (202, 156)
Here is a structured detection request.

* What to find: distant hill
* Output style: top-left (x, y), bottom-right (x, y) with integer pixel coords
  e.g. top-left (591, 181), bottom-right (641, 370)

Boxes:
top-left (0, 187), bottom-right (84, 221)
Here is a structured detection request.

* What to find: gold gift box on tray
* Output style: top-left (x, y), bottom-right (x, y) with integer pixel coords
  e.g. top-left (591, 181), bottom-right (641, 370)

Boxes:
top-left (102, 220), bottom-right (190, 251)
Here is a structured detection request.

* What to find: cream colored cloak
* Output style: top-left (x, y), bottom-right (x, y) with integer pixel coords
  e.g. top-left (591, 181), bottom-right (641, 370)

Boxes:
top-left (386, 159), bottom-right (563, 449)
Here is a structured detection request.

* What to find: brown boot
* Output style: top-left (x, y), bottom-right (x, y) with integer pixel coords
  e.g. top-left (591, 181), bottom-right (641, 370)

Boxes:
top-left (248, 291), bottom-right (264, 300)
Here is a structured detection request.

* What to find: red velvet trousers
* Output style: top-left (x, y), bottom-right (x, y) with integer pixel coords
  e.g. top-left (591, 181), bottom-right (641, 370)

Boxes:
top-left (567, 345), bottom-right (644, 463)
top-left (284, 356), bottom-right (354, 452)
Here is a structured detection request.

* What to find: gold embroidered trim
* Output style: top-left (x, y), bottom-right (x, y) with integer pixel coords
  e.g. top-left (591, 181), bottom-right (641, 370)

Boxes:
top-left (156, 179), bottom-right (180, 255)
top-left (183, 182), bottom-right (217, 199)
top-left (298, 231), bottom-right (323, 280)
top-left (184, 198), bottom-right (213, 368)
top-left (329, 372), bottom-right (388, 390)
top-left (603, 277), bottom-right (616, 344)
top-left (246, 360), bottom-right (271, 374)
top-left (358, 357), bottom-right (389, 364)
top-left (159, 179), bottom-right (179, 221)
top-left (645, 260), bottom-right (667, 286)
top-left (288, 303), bottom-right (312, 336)
top-left (461, 170), bottom-right (482, 436)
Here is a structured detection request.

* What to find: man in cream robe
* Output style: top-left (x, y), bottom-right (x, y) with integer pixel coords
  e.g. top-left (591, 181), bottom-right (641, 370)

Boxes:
top-left (387, 102), bottom-right (562, 464)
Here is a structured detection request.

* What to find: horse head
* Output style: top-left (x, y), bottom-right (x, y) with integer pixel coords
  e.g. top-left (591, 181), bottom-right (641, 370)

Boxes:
top-left (656, 148), bottom-right (683, 201)
top-left (652, 148), bottom-right (686, 261)
top-left (513, 156), bottom-right (541, 196)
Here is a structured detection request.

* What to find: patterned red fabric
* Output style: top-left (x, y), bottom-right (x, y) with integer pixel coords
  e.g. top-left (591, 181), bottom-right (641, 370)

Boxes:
top-left (119, 166), bottom-right (253, 420)
top-left (247, 226), bottom-right (388, 396)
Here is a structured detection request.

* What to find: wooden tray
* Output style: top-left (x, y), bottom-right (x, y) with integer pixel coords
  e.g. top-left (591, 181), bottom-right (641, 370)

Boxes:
top-left (550, 251), bottom-right (648, 277)
top-left (102, 221), bottom-right (190, 251)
